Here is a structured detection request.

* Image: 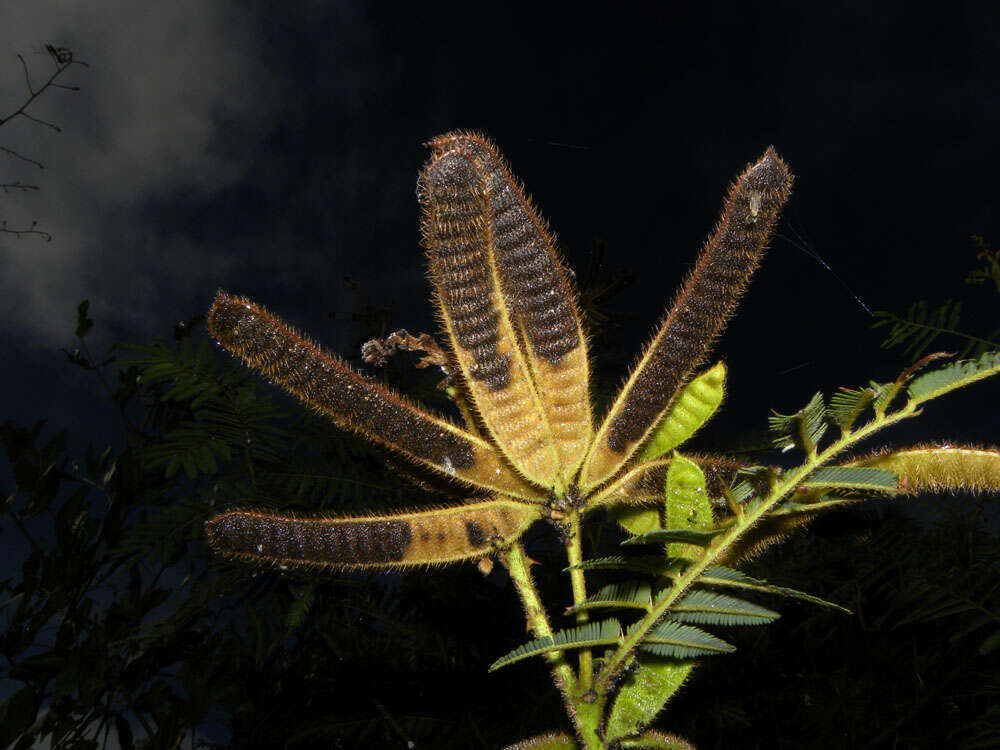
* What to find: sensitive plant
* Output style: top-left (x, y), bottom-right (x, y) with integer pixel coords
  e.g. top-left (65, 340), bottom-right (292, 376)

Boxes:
top-left (201, 132), bottom-right (1000, 749)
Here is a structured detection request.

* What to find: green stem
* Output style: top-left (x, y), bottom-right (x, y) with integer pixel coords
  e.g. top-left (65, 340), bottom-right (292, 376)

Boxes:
top-left (566, 512), bottom-right (593, 691)
top-left (594, 401), bottom-right (919, 694)
top-left (501, 544), bottom-right (589, 739)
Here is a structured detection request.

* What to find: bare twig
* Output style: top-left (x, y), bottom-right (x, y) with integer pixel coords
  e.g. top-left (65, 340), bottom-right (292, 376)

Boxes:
top-left (1, 46), bottom-right (88, 242)
top-left (0, 48), bottom-right (88, 130)
top-left (0, 219), bottom-right (52, 241)
top-left (0, 146), bottom-right (43, 169)
top-left (1, 181), bottom-right (39, 192)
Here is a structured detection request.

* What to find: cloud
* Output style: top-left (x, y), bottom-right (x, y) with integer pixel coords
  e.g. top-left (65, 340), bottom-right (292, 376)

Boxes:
top-left (0, 0), bottom-right (276, 345)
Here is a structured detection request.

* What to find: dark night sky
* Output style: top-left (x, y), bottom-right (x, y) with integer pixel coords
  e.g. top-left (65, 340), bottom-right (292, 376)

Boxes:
top-left (3, 2), bottom-right (999, 509)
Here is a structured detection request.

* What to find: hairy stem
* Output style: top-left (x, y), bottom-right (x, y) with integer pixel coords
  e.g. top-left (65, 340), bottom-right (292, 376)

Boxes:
top-left (501, 544), bottom-right (585, 732)
top-left (595, 400), bottom-right (919, 694)
top-left (566, 511), bottom-right (593, 691)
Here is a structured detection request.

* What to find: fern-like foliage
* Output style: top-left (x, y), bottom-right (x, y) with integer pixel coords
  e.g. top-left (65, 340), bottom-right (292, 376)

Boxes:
top-left (637, 620), bottom-right (735, 659)
top-left (568, 582), bottom-right (653, 613)
top-left (182, 133), bottom-right (1000, 748)
top-left (769, 391), bottom-right (827, 453)
top-left (873, 299), bottom-right (1000, 360)
top-left (490, 619), bottom-right (623, 672)
top-left (907, 349), bottom-right (1000, 403)
top-left (697, 565), bottom-right (850, 613)
top-left (669, 590), bottom-right (779, 627)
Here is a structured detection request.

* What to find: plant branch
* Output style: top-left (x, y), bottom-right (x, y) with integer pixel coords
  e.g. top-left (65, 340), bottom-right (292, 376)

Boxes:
top-left (1, 181), bottom-right (39, 192)
top-left (501, 543), bottom-right (589, 739)
top-left (566, 511), bottom-right (593, 691)
top-left (594, 399), bottom-right (921, 694)
top-left (0, 145), bottom-right (44, 168)
top-left (1, 51), bottom-right (87, 130)
top-left (0, 220), bottom-right (51, 241)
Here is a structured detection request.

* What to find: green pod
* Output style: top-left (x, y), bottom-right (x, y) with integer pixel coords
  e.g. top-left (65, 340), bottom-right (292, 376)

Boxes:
top-left (663, 454), bottom-right (713, 561)
top-left (638, 362), bottom-right (726, 462)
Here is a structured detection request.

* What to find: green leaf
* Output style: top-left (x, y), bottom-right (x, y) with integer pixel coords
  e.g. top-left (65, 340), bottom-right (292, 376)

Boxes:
top-left (670, 590), bottom-right (779, 626)
top-left (698, 565), bottom-right (851, 613)
top-left (567, 582), bottom-right (652, 613)
top-left (801, 466), bottom-right (898, 492)
top-left (605, 655), bottom-right (694, 742)
top-left (639, 619), bottom-right (735, 658)
top-left (489, 619), bottom-right (621, 672)
top-left (769, 391), bottom-right (826, 453)
top-left (907, 350), bottom-right (1000, 404)
top-left (622, 528), bottom-right (721, 547)
top-left (567, 556), bottom-right (688, 576)
top-left (639, 362), bottom-right (726, 462)
top-left (873, 299), bottom-right (998, 360)
top-left (827, 385), bottom-right (877, 430)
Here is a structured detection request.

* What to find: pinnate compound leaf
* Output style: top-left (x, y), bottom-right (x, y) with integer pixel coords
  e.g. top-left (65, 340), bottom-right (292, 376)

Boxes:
top-left (769, 391), bottom-right (826, 452)
top-left (638, 619), bottom-right (735, 658)
top-left (567, 582), bottom-right (652, 613)
top-left (670, 589), bottom-right (779, 626)
top-left (567, 556), bottom-right (688, 576)
top-left (623, 529), bottom-right (721, 547)
top-left (605, 655), bottom-right (694, 743)
top-left (801, 466), bottom-right (898, 492)
top-left (827, 385), bottom-right (877, 430)
top-left (489, 619), bottom-right (621, 672)
top-left (907, 350), bottom-right (1000, 404)
top-left (698, 565), bottom-right (851, 613)
top-left (639, 362), bottom-right (726, 462)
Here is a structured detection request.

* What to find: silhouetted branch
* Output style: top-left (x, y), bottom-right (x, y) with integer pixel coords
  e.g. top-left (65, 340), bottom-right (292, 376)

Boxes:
top-left (0, 219), bottom-right (52, 241)
top-left (1, 45), bottom-right (87, 241)
top-left (0, 49), bottom-right (88, 132)
top-left (0, 145), bottom-right (43, 169)
top-left (0, 181), bottom-right (39, 192)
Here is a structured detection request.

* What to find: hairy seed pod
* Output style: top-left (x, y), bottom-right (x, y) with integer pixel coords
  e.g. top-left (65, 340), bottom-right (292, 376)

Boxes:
top-left (427, 132), bottom-right (593, 480)
top-left (419, 141), bottom-right (561, 487)
top-left (582, 148), bottom-right (793, 489)
top-left (207, 291), bottom-right (542, 500)
top-left (206, 499), bottom-right (540, 570)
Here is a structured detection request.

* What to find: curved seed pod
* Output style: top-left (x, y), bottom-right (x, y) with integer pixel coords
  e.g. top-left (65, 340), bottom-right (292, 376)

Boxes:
top-left (638, 362), bottom-right (727, 462)
top-left (723, 445), bottom-right (1000, 564)
top-left (207, 291), bottom-right (542, 500)
top-left (428, 132), bottom-right (593, 481)
top-left (419, 141), bottom-right (561, 487)
top-left (855, 445), bottom-right (1000, 494)
top-left (206, 499), bottom-right (541, 570)
top-left (581, 149), bottom-right (793, 490)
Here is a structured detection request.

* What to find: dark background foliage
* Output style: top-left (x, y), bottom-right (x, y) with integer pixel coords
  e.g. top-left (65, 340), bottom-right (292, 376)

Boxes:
top-left (2, 2), bottom-right (999, 748)
top-left (2, 267), bottom-right (998, 748)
